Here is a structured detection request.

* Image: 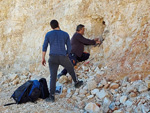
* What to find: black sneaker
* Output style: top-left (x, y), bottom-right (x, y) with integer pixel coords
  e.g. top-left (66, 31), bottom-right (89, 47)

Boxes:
top-left (57, 72), bottom-right (63, 79)
top-left (46, 95), bottom-right (55, 102)
top-left (75, 80), bottom-right (83, 88)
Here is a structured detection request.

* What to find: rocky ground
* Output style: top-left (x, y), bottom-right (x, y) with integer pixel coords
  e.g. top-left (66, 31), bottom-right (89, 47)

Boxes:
top-left (0, 46), bottom-right (150, 113)
top-left (0, 59), bottom-right (150, 113)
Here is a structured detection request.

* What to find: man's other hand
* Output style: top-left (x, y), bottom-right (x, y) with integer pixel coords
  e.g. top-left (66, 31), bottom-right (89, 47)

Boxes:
top-left (96, 41), bottom-right (101, 44)
top-left (42, 58), bottom-right (46, 66)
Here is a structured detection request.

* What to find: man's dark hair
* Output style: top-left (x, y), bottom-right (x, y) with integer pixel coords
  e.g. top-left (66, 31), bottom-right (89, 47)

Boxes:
top-left (76, 24), bottom-right (85, 31)
top-left (50, 20), bottom-right (59, 29)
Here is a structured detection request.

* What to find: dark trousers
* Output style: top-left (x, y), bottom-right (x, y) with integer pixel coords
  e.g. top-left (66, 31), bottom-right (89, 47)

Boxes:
top-left (48, 55), bottom-right (78, 95)
top-left (61, 52), bottom-right (90, 75)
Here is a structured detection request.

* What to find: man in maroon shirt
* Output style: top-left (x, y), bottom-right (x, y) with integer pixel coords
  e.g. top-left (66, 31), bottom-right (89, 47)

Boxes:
top-left (58, 24), bottom-right (101, 79)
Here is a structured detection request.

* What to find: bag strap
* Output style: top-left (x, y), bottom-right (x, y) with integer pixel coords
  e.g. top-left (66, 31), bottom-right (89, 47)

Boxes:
top-left (4, 102), bottom-right (16, 106)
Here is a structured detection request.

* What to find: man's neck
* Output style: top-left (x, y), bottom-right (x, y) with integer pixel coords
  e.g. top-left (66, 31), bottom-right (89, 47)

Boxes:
top-left (54, 27), bottom-right (60, 30)
top-left (77, 31), bottom-right (82, 35)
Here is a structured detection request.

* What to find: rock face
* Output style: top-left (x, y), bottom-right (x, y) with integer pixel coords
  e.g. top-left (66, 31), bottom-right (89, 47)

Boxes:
top-left (0, 0), bottom-right (150, 78)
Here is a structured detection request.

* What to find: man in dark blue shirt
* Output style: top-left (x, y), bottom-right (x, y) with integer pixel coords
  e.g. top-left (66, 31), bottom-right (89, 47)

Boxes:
top-left (42, 20), bottom-right (83, 102)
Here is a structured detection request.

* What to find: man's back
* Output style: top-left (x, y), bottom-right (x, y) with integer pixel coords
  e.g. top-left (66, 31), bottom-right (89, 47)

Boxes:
top-left (43, 30), bottom-right (71, 56)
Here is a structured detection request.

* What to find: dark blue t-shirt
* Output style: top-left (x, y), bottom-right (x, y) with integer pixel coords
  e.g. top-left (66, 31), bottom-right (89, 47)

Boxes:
top-left (42, 30), bottom-right (71, 56)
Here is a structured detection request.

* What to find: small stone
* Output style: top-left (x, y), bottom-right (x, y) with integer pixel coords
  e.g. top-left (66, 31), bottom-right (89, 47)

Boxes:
top-left (79, 89), bottom-right (87, 95)
top-left (96, 89), bottom-right (108, 99)
top-left (94, 74), bottom-right (102, 83)
top-left (91, 89), bottom-right (99, 95)
top-left (98, 83), bottom-right (103, 88)
top-left (59, 93), bottom-right (66, 98)
top-left (129, 92), bottom-right (137, 98)
top-left (87, 80), bottom-right (97, 91)
top-left (0, 72), bottom-right (3, 78)
top-left (96, 103), bottom-right (101, 108)
top-left (110, 89), bottom-right (116, 94)
top-left (109, 102), bottom-right (116, 110)
top-left (13, 78), bottom-right (20, 85)
top-left (138, 84), bottom-right (148, 93)
top-left (103, 97), bottom-right (111, 112)
top-left (67, 75), bottom-right (72, 83)
top-left (9, 74), bottom-right (19, 81)
top-left (87, 95), bottom-right (94, 99)
top-left (20, 75), bottom-right (27, 80)
top-left (62, 87), bottom-right (67, 93)
top-left (67, 99), bottom-right (72, 103)
top-left (104, 84), bottom-right (110, 89)
top-left (86, 93), bottom-right (90, 97)
top-left (120, 96), bottom-right (127, 104)
top-left (141, 104), bottom-right (149, 113)
top-left (125, 100), bottom-right (133, 107)
top-left (78, 101), bottom-right (85, 109)
top-left (66, 93), bottom-right (73, 98)
top-left (115, 101), bottom-right (121, 106)
top-left (101, 78), bottom-right (107, 85)
top-left (126, 85), bottom-right (135, 94)
top-left (145, 80), bottom-right (150, 89)
top-left (109, 83), bottom-right (119, 89)
top-left (85, 102), bottom-right (100, 112)
top-left (58, 76), bottom-right (68, 84)
top-left (113, 109), bottom-right (123, 113)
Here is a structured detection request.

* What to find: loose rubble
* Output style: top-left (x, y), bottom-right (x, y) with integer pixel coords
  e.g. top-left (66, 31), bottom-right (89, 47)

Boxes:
top-left (0, 62), bottom-right (150, 113)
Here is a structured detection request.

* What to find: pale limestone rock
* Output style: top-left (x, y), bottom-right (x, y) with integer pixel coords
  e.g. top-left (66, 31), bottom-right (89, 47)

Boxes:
top-left (103, 97), bottom-right (111, 112)
top-left (85, 102), bottom-right (100, 112)
top-left (58, 76), bottom-right (68, 84)
top-left (109, 102), bottom-right (116, 110)
top-left (98, 83), bottom-right (103, 88)
top-left (87, 80), bottom-right (97, 91)
top-left (62, 87), bottom-right (67, 93)
top-left (120, 96), bottom-right (127, 104)
top-left (109, 83), bottom-right (119, 89)
top-left (91, 89), bottom-right (99, 95)
top-left (125, 100), bottom-right (133, 107)
top-left (78, 101), bottom-right (85, 109)
top-left (113, 110), bottom-right (123, 113)
top-left (67, 75), bottom-right (72, 83)
top-left (20, 75), bottom-right (27, 80)
top-left (96, 89), bottom-right (108, 99)
top-left (0, 72), bottom-right (3, 78)
top-left (9, 74), bottom-right (19, 81)
top-left (141, 104), bottom-right (149, 113)
top-left (66, 92), bottom-right (73, 98)
top-left (138, 84), bottom-right (148, 93)
top-left (87, 95), bottom-right (94, 99)
top-left (79, 89), bottom-right (87, 95)
top-left (13, 78), bottom-right (20, 85)
top-left (101, 78), bottom-right (107, 86)
top-left (145, 80), bottom-right (150, 89)
top-left (129, 92), bottom-right (137, 98)
top-left (126, 85), bottom-right (135, 94)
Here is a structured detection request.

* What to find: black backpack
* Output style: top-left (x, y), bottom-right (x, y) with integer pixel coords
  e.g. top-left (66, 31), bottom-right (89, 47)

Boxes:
top-left (4, 80), bottom-right (41, 106)
top-left (39, 78), bottom-right (49, 99)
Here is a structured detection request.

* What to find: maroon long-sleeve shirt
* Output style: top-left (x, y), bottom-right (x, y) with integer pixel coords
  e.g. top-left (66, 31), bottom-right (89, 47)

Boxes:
top-left (71, 32), bottom-right (96, 57)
